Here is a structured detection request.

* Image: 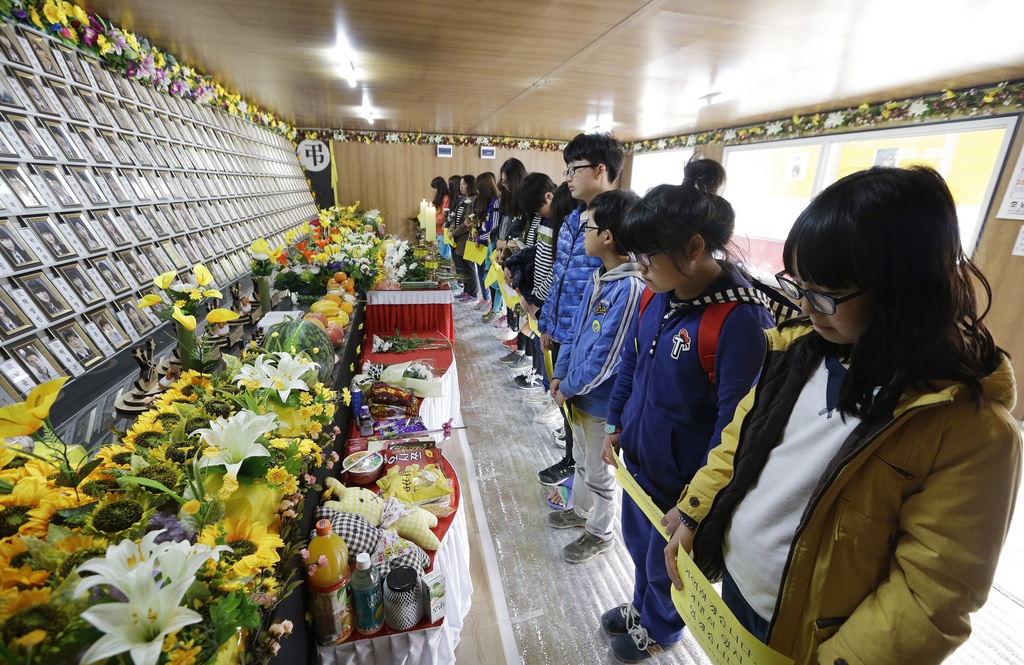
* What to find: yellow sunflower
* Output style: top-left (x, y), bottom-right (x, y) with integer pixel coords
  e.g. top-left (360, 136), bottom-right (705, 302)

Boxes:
top-left (198, 516), bottom-right (283, 579)
top-left (0, 562), bottom-right (49, 589)
top-left (0, 586), bottom-right (50, 622)
top-left (171, 371), bottom-right (214, 393)
top-left (122, 417), bottom-right (165, 448)
top-left (94, 442), bottom-right (137, 471)
top-left (51, 533), bottom-right (105, 554)
top-left (0, 477), bottom-right (64, 540)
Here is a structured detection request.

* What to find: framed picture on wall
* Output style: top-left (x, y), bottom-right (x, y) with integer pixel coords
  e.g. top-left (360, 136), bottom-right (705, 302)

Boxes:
top-left (0, 164), bottom-right (46, 208)
top-left (80, 58), bottom-right (113, 94)
top-left (18, 272), bottom-right (72, 321)
top-left (0, 71), bottom-right (24, 109)
top-left (42, 121), bottom-right (84, 161)
top-left (0, 23), bottom-right (27, 64)
top-left (56, 263), bottom-right (103, 305)
top-left (6, 113), bottom-right (52, 159)
top-left (0, 128), bottom-right (18, 158)
top-left (115, 297), bottom-right (153, 336)
top-left (98, 130), bottom-right (130, 164)
top-left (93, 257), bottom-right (129, 294)
top-left (0, 291), bottom-right (33, 341)
top-left (20, 30), bottom-right (61, 76)
top-left (95, 168), bottom-right (129, 202)
top-left (53, 45), bottom-right (88, 85)
top-left (118, 208), bottom-right (147, 241)
top-left (78, 89), bottom-right (111, 126)
top-left (139, 207), bottom-right (166, 235)
top-left (73, 125), bottom-right (109, 162)
top-left (69, 166), bottom-right (107, 204)
top-left (140, 244), bottom-right (168, 273)
top-left (116, 249), bottom-right (147, 283)
top-left (62, 212), bottom-right (102, 252)
top-left (54, 321), bottom-right (102, 367)
top-left (88, 307), bottom-right (129, 349)
top-left (36, 165), bottom-right (81, 207)
top-left (48, 81), bottom-right (86, 121)
top-left (11, 338), bottom-right (66, 383)
top-left (93, 209), bottom-right (129, 246)
top-left (12, 70), bottom-right (55, 115)
top-left (105, 99), bottom-right (131, 131)
top-left (25, 215), bottom-right (75, 260)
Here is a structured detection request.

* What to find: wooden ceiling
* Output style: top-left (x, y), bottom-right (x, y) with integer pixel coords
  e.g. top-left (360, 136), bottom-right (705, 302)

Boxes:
top-left (83, 0), bottom-right (1024, 142)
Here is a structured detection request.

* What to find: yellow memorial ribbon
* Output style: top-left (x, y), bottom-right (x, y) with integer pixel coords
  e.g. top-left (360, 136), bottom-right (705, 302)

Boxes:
top-left (612, 449), bottom-right (794, 665)
top-left (464, 241), bottom-right (487, 265)
top-left (443, 227), bottom-right (456, 247)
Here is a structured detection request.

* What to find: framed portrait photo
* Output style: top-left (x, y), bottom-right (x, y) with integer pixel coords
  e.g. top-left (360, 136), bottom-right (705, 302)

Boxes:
top-left (116, 248), bottom-right (148, 283)
top-left (0, 164), bottom-right (46, 208)
top-left (0, 291), bottom-right (32, 341)
top-left (0, 219), bottom-right (39, 268)
top-left (25, 215), bottom-right (75, 260)
top-left (12, 337), bottom-right (66, 383)
top-left (11, 70), bottom-right (55, 115)
top-left (140, 244), bottom-right (168, 273)
top-left (0, 70), bottom-right (24, 110)
top-left (115, 296), bottom-right (153, 335)
top-left (95, 167), bottom-right (129, 203)
top-left (54, 321), bottom-right (102, 367)
top-left (69, 166), bottom-right (106, 205)
top-left (73, 124), bottom-right (110, 163)
top-left (92, 209), bottom-right (129, 246)
top-left (18, 272), bottom-right (72, 321)
top-left (88, 307), bottom-right (129, 349)
top-left (0, 127), bottom-right (18, 159)
top-left (104, 98), bottom-right (131, 131)
top-left (48, 80), bottom-right (86, 121)
top-left (57, 263), bottom-right (104, 305)
top-left (36, 165), bottom-right (80, 207)
top-left (20, 30), bottom-right (60, 76)
top-left (42, 121), bottom-right (84, 161)
top-left (160, 240), bottom-right (185, 269)
top-left (117, 208), bottom-right (147, 242)
top-left (93, 257), bottom-right (130, 294)
top-left (53, 45), bottom-right (88, 85)
top-left (0, 23), bottom-right (27, 64)
top-left (79, 58), bottom-right (113, 93)
top-left (6, 113), bottom-right (52, 159)
top-left (77, 89), bottom-right (109, 125)
top-left (62, 212), bottom-right (102, 253)
top-left (139, 207), bottom-right (166, 235)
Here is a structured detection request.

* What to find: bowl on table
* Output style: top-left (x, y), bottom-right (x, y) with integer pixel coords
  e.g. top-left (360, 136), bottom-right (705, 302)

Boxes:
top-left (343, 450), bottom-right (384, 485)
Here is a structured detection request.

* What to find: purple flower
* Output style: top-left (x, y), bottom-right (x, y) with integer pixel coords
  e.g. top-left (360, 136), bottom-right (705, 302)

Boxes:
top-left (12, 10), bottom-right (26, 19)
top-left (148, 511), bottom-right (194, 544)
top-left (89, 16), bottom-right (103, 32)
top-left (125, 62), bottom-right (137, 78)
top-left (83, 26), bottom-right (98, 47)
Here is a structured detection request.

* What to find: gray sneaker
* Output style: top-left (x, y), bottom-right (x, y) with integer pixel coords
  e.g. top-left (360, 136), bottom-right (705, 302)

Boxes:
top-left (509, 354), bottom-right (533, 372)
top-left (546, 509), bottom-right (586, 529)
top-left (562, 532), bottom-right (613, 564)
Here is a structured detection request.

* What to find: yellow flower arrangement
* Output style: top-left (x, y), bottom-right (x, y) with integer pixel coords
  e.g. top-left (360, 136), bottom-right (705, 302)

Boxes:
top-left (198, 516), bottom-right (284, 579)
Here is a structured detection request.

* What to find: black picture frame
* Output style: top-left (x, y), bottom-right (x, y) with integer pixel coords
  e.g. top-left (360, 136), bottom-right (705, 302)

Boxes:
top-left (19, 272), bottom-right (72, 321)
top-left (21, 30), bottom-right (60, 76)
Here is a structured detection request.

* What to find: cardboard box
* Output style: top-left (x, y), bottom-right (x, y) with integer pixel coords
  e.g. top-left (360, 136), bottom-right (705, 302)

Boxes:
top-left (420, 569), bottom-right (446, 623)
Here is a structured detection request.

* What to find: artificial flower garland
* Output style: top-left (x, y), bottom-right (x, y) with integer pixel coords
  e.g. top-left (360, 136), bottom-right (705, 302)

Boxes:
top-left (0, 1), bottom-right (296, 139)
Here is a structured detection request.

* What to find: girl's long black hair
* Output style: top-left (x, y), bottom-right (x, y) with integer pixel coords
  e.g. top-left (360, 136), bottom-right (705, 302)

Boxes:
top-left (431, 176), bottom-right (448, 208)
top-left (784, 165), bottom-right (1001, 417)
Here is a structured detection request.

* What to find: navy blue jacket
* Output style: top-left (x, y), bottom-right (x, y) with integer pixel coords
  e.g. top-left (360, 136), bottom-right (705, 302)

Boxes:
top-left (606, 264), bottom-right (776, 509)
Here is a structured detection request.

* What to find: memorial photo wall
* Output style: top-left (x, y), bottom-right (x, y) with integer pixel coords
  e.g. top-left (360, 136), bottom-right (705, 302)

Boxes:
top-left (0, 21), bottom-right (316, 404)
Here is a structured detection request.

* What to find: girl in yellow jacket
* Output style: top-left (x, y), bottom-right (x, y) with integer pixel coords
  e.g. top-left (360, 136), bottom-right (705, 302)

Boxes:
top-left (665, 166), bottom-right (1022, 665)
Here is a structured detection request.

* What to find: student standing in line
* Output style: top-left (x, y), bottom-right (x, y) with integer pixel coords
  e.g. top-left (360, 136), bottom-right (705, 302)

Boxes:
top-left (450, 175), bottom-right (478, 301)
top-left (666, 166), bottom-right (1022, 665)
top-left (535, 133), bottom-right (621, 487)
top-left (472, 172), bottom-right (501, 314)
top-left (431, 176), bottom-right (450, 259)
top-left (547, 189), bottom-right (643, 563)
top-left (445, 174), bottom-right (464, 288)
top-left (599, 158), bottom-right (775, 663)
top-left (492, 157), bottom-right (528, 327)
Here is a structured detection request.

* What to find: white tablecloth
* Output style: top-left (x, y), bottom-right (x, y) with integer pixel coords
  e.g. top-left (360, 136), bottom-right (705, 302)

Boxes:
top-left (316, 356), bottom-right (469, 665)
top-left (367, 290), bottom-right (454, 305)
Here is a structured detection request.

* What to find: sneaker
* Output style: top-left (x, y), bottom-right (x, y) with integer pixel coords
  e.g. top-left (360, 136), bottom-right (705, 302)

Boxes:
top-left (538, 458), bottom-right (574, 485)
top-left (492, 315), bottom-right (507, 329)
top-left (482, 311), bottom-right (499, 323)
top-left (499, 350), bottom-right (522, 364)
top-left (514, 370), bottom-right (544, 391)
top-left (502, 338), bottom-right (518, 349)
top-left (563, 532), bottom-right (613, 563)
top-left (601, 604), bottom-right (640, 637)
top-left (494, 327), bottom-right (517, 342)
top-left (456, 293), bottom-right (475, 302)
top-left (534, 403), bottom-right (563, 425)
top-left (610, 625), bottom-right (677, 663)
top-left (552, 425), bottom-right (567, 449)
top-left (524, 390), bottom-right (552, 404)
top-left (475, 299), bottom-right (491, 311)
top-left (509, 354), bottom-right (533, 371)
top-left (546, 509), bottom-right (586, 529)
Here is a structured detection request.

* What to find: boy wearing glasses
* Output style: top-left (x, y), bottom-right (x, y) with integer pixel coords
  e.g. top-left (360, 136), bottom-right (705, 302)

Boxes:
top-left (536, 132), bottom-right (624, 487)
top-left (547, 189), bottom-right (643, 562)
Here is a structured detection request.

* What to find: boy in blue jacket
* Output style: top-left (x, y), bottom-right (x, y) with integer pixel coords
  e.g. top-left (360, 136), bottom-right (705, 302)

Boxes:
top-left (536, 132), bottom-right (623, 486)
top-left (548, 189), bottom-right (643, 563)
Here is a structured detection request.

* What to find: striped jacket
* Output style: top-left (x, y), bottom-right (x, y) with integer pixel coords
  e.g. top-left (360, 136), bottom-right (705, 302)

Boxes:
top-left (553, 262), bottom-right (644, 418)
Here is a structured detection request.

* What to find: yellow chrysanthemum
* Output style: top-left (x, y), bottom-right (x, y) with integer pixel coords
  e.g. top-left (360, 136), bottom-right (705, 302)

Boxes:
top-left (280, 476), bottom-right (299, 495)
top-left (182, 500), bottom-right (201, 515)
top-left (218, 473), bottom-right (239, 500)
top-left (198, 516), bottom-right (283, 579)
top-left (163, 631), bottom-right (202, 665)
top-left (265, 466), bottom-right (289, 485)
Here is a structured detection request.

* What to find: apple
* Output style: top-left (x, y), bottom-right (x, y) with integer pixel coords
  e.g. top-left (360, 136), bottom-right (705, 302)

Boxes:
top-left (325, 324), bottom-right (346, 346)
top-left (303, 313), bottom-right (327, 329)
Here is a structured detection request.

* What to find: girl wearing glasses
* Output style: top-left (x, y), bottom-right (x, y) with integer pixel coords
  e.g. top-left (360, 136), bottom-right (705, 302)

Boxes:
top-left (667, 166), bottom-right (1020, 665)
top-left (600, 157), bottom-right (776, 662)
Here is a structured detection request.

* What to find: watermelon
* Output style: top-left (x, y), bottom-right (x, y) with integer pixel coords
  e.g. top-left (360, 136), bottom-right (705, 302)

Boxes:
top-left (264, 319), bottom-right (335, 383)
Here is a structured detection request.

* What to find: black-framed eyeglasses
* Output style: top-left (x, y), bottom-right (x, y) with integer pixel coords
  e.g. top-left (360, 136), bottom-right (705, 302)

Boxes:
top-left (563, 163), bottom-right (597, 179)
top-left (628, 251), bottom-right (661, 267)
top-left (583, 223), bottom-right (601, 232)
top-left (774, 272), bottom-right (864, 315)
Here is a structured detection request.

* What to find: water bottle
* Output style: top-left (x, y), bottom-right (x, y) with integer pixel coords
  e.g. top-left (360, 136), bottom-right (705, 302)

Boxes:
top-left (351, 552), bottom-right (384, 635)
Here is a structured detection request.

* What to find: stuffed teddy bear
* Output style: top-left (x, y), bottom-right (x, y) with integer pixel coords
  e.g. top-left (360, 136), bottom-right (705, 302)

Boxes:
top-left (323, 478), bottom-right (383, 526)
top-left (322, 477), bottom-right (440, 550)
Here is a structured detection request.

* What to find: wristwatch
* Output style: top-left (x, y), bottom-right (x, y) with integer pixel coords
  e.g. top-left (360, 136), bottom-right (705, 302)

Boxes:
top-left (604, 424), bottom-right (621, 435)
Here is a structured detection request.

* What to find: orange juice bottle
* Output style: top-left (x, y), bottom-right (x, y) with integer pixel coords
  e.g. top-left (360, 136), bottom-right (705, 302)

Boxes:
top-left (308, 519), bottom-right (354, 644)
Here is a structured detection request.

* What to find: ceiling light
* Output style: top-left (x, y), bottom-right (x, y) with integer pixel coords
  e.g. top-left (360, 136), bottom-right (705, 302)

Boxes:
top-left (699, 91), bottom-right (723, 105)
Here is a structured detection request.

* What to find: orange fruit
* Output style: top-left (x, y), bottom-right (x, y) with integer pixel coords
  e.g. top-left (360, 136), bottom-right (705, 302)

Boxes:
top-left (334, 271), bottom-right (347, 283)
top-left (341, 278), bottom-right (354, 291)
top-left (339, 301), bottom-right (354, 314)
top-left (324, 294), bottom-right (342, 305)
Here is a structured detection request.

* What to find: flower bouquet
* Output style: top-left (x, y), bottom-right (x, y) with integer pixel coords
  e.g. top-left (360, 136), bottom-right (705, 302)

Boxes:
top-left (248, 239), bottom-right (284, 314)
top-left (136, 265), bottom-right (238, 373)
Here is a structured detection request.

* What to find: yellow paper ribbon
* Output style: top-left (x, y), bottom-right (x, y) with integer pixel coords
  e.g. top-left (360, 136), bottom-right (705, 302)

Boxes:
top-left (485, 260), bottom-right (503, 288)
top-left (443, 228), bottom-right (455, 247)
top-left (613, 449), bottom-right (794, 665)
top-left (464, 241), bottom-right (487, 265)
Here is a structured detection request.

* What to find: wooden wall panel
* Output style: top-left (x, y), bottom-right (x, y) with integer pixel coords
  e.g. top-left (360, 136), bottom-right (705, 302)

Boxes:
top-left (973, 124), bottom-right (1024, 419)
top-left (330, 142), bottom-right (568, 241)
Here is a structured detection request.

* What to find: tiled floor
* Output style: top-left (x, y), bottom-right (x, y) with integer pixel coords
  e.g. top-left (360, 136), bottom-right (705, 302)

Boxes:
top-left (451, 301), bottom-right (1024, 664)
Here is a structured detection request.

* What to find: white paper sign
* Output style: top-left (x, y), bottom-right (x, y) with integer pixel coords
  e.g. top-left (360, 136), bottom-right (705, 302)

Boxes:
top-left (47, 339), bottom-right (86, 376)
top-left (0, 358), bottom-right (35, 395)
top-left (58, 223), bottom-right (87, 255)
top-left (19, 232), bottom-right (52, 263)
top-left (50, 277), bottom-right (85, 311)
top-left (1012, 226), bottom-right (1024, 257)
top-left (116, 311), bottom-right (140, 341)
top-left (83, 321), bottom-right (116, 356)
top-left (11, 289), bottom-right (47, 327)
top-left (997, 145), bottom-right (1024, 220)
top-left (87, 268), bottom-right (116, 300)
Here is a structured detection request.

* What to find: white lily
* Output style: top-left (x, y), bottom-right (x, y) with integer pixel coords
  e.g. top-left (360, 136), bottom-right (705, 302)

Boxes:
top-left (262, 352), bottom-right (319, 402)
top-left (194, 410), bottom-right (279, 476)
top-left (75, 530), bottom-right (173, 598)
top-left (232, 353), bottom-right (273, 388)
top-left (79, 573), bottom-right (202, 665)
top-left (155, 541), bottom-right (231, 592)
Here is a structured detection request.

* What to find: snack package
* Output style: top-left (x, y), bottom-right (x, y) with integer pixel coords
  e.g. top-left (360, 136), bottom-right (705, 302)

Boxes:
top-left (375, 416), bottom-right (426, 437)
top-left (369, 381), bottom-right (414, 406)
top-left (377, 463), bottom-right (454, 505)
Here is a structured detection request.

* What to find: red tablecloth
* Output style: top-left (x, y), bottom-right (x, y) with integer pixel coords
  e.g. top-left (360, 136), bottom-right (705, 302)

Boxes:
top-left (364, 290), bottom-right (454, 341)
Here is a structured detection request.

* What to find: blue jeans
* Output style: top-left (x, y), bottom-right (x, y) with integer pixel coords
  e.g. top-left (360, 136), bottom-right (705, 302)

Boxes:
top-left (721, 567), bottom-right (770, 642)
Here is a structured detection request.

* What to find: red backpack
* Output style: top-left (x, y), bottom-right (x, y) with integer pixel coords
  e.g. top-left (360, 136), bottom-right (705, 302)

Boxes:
top-left (637, 288), bottom-right (740, 386)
